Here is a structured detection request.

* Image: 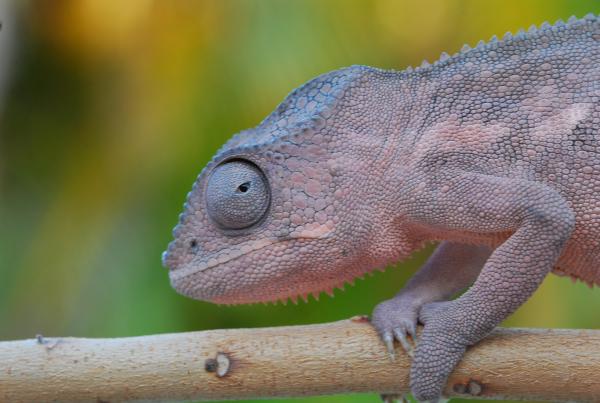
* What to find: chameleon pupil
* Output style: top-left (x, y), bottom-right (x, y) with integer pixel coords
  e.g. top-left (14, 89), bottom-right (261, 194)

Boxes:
top-left (238, 182), bottom-right (250, 193)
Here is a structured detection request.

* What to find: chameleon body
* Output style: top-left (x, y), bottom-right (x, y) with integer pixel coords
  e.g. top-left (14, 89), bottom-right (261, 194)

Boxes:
top-left (163, 15), bottom-right (600, 401)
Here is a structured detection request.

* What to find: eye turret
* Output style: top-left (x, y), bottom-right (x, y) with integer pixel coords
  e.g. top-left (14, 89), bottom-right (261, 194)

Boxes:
top-left (205, 160), bottom-right (270, 229)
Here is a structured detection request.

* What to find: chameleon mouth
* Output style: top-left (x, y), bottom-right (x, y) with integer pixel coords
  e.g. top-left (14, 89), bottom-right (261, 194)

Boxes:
top-left (169, 223), bottom-right (335, 281)
top-left (169, 237), bottom-right (281, 281)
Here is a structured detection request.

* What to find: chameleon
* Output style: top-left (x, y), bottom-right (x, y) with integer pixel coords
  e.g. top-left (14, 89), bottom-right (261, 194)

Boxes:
top-left (163, 14), bottom-right (600, 401)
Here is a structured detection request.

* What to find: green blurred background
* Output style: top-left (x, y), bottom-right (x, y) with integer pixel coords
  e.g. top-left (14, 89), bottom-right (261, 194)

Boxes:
top-left (1, 1), bottom-right (599, 402)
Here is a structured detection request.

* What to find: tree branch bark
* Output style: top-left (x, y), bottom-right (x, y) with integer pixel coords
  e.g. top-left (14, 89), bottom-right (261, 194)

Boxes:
top-left (1, 318), bottom-right (599, 402)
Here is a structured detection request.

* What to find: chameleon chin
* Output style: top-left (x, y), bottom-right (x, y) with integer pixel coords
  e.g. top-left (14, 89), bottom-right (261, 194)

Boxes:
top-left (163, 14), bottom-right (599, 401)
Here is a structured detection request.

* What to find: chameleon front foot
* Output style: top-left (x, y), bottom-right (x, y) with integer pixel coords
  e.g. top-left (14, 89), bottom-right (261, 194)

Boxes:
top-left (372, 296), bottom-right (420, 358)
top-left (409, 300), bottom-right (469, 401)
top-left (374, 297), bottom-right (467, 401)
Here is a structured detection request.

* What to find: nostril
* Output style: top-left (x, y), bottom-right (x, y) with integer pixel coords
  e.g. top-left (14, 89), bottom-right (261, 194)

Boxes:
top-left (190, 239), bottom-right (199, 251)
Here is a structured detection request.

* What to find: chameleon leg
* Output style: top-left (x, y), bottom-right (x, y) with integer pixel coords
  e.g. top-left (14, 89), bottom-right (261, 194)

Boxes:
top-left (401, 172), bottom-right (575, 401)
top-left (372, 242), bottom-right (491, 357)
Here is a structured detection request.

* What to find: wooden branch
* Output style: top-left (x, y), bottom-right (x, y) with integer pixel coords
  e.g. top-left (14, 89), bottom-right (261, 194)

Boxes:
top-left (1, 318), bottom-right (599, 402)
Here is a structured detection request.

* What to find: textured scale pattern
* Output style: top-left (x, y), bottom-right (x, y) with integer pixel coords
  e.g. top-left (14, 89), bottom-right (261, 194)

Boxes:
top-left (163, 14), bottom-right (599, 401)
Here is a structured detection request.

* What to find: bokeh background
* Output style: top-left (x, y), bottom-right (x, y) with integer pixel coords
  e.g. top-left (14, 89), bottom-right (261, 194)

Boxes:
top-left (1, 1), bottom-right (599, 402)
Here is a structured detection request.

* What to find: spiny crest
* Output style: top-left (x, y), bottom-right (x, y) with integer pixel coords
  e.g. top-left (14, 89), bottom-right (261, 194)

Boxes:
top-left (411, 13), bottom-right (599, 74)
top-left (269, 263), bottom-right (390, 305)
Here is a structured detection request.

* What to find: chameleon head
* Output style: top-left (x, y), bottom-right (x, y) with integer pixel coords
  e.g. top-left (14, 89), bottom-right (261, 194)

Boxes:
top-left (162, 66), bottom-right (417, 304)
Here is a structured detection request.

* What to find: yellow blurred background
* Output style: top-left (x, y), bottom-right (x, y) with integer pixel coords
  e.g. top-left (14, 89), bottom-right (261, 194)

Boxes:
top-left (1, 1), bottom-right (599, 402)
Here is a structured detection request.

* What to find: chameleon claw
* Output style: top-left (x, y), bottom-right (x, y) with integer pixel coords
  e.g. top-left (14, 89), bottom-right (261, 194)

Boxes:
top-left (407, 323), bottom-right (417, 346)
top-left (382, 331), bottom-right (396, 361)
top-left (393, 328), bottom-right (414, 358)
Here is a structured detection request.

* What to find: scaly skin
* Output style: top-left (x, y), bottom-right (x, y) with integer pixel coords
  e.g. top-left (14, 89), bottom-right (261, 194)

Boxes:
top-left (163, 15), bottom-right (600, 401)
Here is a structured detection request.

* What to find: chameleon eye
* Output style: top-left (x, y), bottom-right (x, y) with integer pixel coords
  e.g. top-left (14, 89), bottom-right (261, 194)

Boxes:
top-left (205, 160), bottom-right (270, 230)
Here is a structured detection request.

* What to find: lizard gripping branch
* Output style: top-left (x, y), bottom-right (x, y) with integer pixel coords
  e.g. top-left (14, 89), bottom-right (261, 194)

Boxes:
top-left (1, 320), bottom-right (599, 402)
top-left (161, 13), bottom-right (600, 400)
